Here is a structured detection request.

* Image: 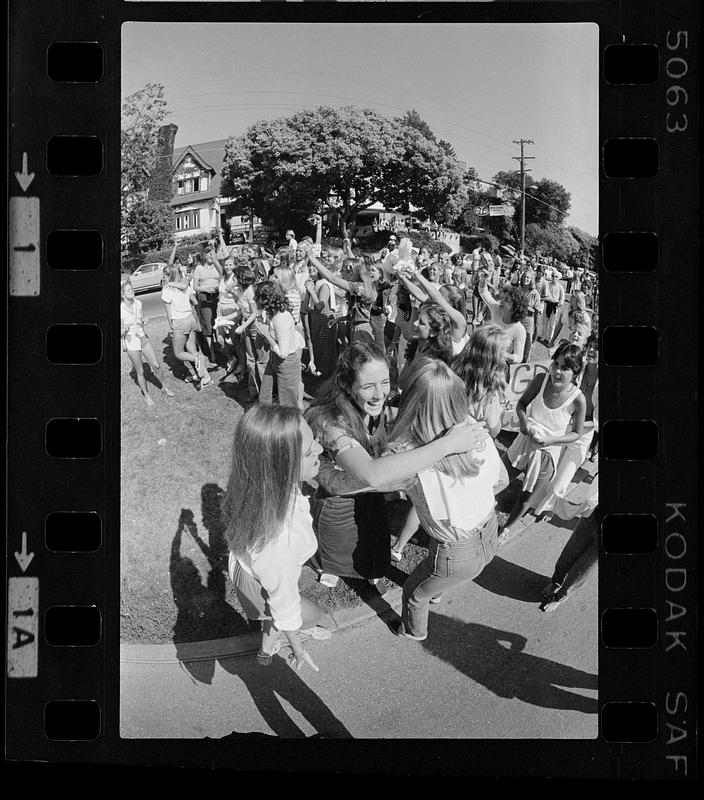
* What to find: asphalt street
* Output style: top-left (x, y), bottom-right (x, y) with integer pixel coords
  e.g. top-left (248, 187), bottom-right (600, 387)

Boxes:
top-left (121, 468), bottom-right (598, 740)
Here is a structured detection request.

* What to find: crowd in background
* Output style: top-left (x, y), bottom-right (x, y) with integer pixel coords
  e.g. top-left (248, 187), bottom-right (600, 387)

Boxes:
top-left (120, 221), bottom-right (599, 671)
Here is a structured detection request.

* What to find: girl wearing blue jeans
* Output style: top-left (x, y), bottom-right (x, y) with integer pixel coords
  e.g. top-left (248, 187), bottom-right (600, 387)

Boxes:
top-left (384, 357), bottom-right (508, 641)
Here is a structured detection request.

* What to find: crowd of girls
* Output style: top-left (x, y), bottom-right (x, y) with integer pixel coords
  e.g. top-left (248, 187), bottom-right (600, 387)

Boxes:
top-left (211, 236), bottom-right (599, 669)
top-left (121, 229), bottom-right (598, 664)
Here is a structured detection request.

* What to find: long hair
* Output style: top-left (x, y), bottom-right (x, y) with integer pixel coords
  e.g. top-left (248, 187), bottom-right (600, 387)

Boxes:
top-left (439, 284), bottom-right (466, 319)
top-left (254, 280), bottom-right (291, 315)
top-left (305, 341), bottom-right (388, 452)
top-left (386, 358), bottom-right (481, 479)
top-left (503, 285), bottom-right (530, 323)
top-left (416, 302), bottom-right (454, 364)
top-left (222, 404), bottom-right (303, 556)
top-left (273, 266), bottom-right (298, 295)
top-left (120, 280), bottom-right (133, 301)
top-left (451, 324), bottom-right (507, 417)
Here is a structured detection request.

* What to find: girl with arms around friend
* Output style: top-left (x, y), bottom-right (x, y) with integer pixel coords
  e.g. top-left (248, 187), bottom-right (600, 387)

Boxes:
top-left (304, 342), bottom-right (487, 590)
top-left (384, 358), bottom-right (508, 641)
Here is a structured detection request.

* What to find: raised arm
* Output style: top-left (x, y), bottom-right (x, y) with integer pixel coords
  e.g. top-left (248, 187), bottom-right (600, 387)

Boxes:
top-left (400, 274), bottom-right (428, 304)
top-left (307, 252), bottom-right (352, 293)
top-left (414, 271), bottom-right (466, 335)
top-left (327, 420), bottom-right (488, 491)
top-left (167, 241), bottom-right (178, 266)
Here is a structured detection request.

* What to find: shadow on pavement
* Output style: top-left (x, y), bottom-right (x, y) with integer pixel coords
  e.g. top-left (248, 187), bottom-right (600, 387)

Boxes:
top-left (216, 654), bottom-right (352, 739)
top-left (422, 615), bottom-right (598, 715)
top-left (170, 498), bottom-right (353, 739)
top-left (472, 556), bottom-right (550, 603)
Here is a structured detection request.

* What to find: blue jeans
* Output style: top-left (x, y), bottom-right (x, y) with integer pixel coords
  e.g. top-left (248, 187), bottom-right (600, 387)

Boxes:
top-left (402, 513), bottom-right (499, 639)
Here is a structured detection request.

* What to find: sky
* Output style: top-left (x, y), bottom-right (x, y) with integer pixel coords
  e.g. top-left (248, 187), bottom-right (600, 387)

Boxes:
top-left (122, 22), bottom-right (598, 235)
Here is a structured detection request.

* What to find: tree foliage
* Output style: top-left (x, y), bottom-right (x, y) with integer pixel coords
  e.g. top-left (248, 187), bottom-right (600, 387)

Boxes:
top-left (221, 105), bottom-right (466, 237)
top-left (121, 83), bottom-right (173, 259)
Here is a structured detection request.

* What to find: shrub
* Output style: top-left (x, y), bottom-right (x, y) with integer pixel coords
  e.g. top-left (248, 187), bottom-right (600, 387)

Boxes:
top-left (459, 232), bottom-right (502, 254)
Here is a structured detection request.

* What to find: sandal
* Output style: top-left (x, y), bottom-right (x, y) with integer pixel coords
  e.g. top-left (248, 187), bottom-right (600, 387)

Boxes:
top-left (161, 386), bottom-right (175, 397)
top-left (540, 591), bottom-right (567, 614)
top-left (390, 548), bottom-right (403, 562)
top-left (200, 376), bottom-right (214, 388)
top-left (542, 581), bottom-right (562, 599)
top-left (256, 637), bottom-right (283, 666)
top-left (318, 573), bottom-right (339, 588)
top-left (300, 626), bottom-right (333, 641)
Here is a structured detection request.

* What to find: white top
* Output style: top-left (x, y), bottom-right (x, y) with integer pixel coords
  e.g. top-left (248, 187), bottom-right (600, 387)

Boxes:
top-left (451, 331), bottom-right (470, 356)
top-left (315, 278), bottom-right (337, 312)
top-left (120, 299), bottom-right (144, 335)
top-left (193, 263), bottom-right (220, 293)
top-left (161, 283), bottom-right (195, 320)
top-left (267, 310), bottom-right (301, 358)
top-left (544, 281), bottom-right (566, 304)
top-left (479, 284), bottom-right (527, 362)
top-left (229, 492), bottom-right (318, 631)
top-left (287, 238), bottom-right (298, 256)
top-left (413, 438), bottom-right (504, 537)
top-left (238, 284), bottom-right (255, 318)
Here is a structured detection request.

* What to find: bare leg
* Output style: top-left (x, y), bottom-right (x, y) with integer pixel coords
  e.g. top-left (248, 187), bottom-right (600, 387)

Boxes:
top-left (172, 332), bottom-right (198, 377)
top-left (127, 349), bottom-right (151, 403)
top-left (142, 339), bottom-right (174, 396)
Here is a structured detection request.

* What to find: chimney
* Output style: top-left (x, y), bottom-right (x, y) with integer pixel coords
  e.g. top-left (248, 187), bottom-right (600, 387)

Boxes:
top-left (148, 123), bottom-right (178, 203)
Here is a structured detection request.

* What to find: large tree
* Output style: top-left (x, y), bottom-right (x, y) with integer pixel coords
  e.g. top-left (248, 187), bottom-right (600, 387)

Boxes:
top-left (221, 105), bottom-right (466, 237)
top-left (121, 83), bottom-right (174, 258)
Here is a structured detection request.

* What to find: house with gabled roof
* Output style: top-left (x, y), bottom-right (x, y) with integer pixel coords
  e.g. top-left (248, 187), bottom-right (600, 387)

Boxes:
top-left (171, 138), bottom-right (275, 241)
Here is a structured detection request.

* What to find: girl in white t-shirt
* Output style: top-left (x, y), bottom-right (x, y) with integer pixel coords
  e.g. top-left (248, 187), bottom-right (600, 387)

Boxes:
top-left (120, 281), bottom-right (174, 405)
top-left (160, 265), bottom-right (211, 387)
top-left (384, 357), bottom-right (508, 641)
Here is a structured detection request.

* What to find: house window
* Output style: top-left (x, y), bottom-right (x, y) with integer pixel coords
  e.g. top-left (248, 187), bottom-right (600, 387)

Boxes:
top-left (175, 210), bottom-right (200, 231)
top-left (175, 173), bottom-right (209, 195)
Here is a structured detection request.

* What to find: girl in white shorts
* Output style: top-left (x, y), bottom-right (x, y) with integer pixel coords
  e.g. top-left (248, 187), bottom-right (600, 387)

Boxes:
top-left (121, 281), bottom-right (174, 406)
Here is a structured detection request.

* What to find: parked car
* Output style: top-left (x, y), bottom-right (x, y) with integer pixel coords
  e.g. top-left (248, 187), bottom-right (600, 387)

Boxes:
top-left (129, 261), bottom-right (167, 293)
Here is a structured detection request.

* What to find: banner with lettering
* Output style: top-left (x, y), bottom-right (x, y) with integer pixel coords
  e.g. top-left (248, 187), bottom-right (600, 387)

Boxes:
top-left (500, 359), bottom-right (551, 431)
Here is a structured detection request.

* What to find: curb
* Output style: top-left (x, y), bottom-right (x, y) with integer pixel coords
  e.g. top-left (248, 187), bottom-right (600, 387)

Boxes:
top-left (121, 586), bottom-right (403, 665)
top-left (121, 462), bottom-right (597, 665)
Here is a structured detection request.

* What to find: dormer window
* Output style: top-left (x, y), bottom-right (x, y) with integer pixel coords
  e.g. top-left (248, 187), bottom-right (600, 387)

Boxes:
top-left (175, 173), bottom-right (209, 195)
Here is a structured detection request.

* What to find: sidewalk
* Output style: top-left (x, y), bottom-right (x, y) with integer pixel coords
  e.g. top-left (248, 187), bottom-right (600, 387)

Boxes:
top-left (120, 461), bottom-right (598, 740)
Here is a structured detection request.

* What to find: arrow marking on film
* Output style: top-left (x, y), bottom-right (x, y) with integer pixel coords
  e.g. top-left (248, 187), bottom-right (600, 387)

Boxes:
top-left (14, 152), bottom-right (35, 193)
top-left (14, 531), bottom-right (35, 573)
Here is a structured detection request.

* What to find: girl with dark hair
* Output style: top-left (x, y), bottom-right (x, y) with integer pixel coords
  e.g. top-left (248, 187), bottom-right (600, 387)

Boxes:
top-left (549, 290), bottom-right (592, 348)
top-left (531, 334), bottom-right (599, 520)
top-left (253, 281), bottom-right (304, 409)
top-left (305, 341), bottom-right (487, 589)
top-left (384, 359), bottom-right (508, 639)
top-left (192, 249), bottom-right (223, 364)
top-left (304, 259), bottom-right (338, 378)
top-left (451, 324), bottom-right (507, 439)
top-left (500, 343), bottom-right (587, 541)
top-left (307, 251), bottom-right (376, 346)
top-left (223, 404), bottom-right (332, 670)
top-left (401, 270), bottom-right (469, 356)
top-left (478, 276), bottom-right (528, 365)
top-left (120, 281), bottom-right (175, 405)
top-left (398, 302), bottom-right (454, 391)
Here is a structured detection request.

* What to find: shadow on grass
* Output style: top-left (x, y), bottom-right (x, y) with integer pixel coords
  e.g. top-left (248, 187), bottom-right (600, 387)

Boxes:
top-left (170, 504), bottom-right (255, 679)
top-left (421, 615), bottom-right (598, 714)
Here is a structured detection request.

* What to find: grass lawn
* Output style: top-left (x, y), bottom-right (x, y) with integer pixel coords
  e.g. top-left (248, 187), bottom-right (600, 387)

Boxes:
top-left (121, 315), bottom-right (532, 644)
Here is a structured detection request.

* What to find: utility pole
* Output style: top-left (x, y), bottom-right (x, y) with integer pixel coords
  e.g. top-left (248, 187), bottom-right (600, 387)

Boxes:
top-left (512, 139), bottom-right (534, 257)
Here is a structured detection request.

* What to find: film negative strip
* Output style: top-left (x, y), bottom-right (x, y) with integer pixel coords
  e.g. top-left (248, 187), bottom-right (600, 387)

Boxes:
top-left (6, 0), bottom-right (698, 778)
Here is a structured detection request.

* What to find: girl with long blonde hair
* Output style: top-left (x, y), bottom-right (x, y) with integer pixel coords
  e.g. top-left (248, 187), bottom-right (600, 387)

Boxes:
top-left (384, 358), bottom-right (508, 640)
